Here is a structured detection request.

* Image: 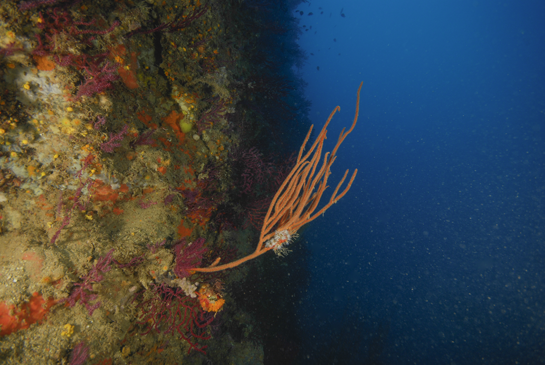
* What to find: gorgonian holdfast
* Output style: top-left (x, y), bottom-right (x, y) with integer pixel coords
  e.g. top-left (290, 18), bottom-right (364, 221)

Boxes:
top-left (173, 238), bottom-right (207, 279)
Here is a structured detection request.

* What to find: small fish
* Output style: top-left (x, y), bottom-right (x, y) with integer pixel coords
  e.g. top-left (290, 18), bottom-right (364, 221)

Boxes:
top-left (299, 11), bottom-right (304, 15)
top-left (341, 13), bottom-right (345, 18)
top-left (311, 53), bottom-right (314, 55)
top-left (321, 11), bottom-right (323, 14)
top-left (317, 66), bottom-right (320, 71)
top-left (334, 38), bottom-right (336, 42)
top-left (308, 12), bottom-right (313, 16)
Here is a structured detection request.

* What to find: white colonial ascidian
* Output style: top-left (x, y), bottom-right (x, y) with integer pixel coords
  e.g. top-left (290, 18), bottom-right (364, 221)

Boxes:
top-left (265, 230), bottom-right (296, 257)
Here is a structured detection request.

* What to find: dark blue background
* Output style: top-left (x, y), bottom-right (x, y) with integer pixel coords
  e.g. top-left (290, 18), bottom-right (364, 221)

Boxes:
top-left (292, 0), bottom-right (545, 363)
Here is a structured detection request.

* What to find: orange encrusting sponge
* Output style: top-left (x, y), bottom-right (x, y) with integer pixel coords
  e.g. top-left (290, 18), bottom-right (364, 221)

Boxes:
top-left (0, 292), bottom-right (56, 336)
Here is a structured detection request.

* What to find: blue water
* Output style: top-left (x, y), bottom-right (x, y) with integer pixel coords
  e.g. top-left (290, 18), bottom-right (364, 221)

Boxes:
top-left (291, 0), bottom-right (545, 363)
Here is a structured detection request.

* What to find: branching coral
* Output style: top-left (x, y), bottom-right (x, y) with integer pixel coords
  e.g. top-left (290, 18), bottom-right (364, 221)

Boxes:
top-left (192, 82), bottom-right (363, 272)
